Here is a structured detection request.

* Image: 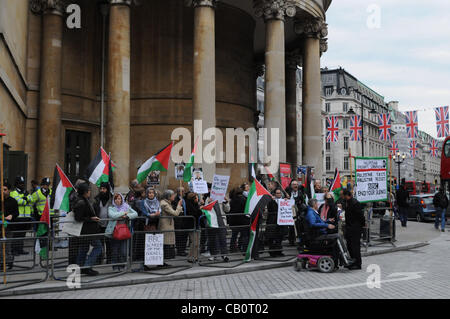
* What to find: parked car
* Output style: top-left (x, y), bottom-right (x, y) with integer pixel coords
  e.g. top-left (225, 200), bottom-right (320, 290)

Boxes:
top-left (408, 194), bottom-right (450, 222)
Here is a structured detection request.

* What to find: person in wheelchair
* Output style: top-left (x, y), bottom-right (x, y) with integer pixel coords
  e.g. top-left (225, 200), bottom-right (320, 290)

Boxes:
top-left (303, 198), bottom-right (353, 268)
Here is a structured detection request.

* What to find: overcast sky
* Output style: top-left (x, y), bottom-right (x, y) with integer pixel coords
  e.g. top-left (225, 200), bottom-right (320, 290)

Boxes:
top-left (321, 0), bottom-right (450, 138)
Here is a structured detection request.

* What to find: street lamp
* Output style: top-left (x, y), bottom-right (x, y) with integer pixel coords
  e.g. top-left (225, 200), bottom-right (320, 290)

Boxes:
top-left (347, 90), bottom-right (378, 157)
top-left (393, 151), bottom-right (407, 186)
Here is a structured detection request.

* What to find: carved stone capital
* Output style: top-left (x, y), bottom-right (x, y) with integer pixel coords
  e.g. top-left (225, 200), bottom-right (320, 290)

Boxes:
top-left (254, 0), bottom-right (297, 22)
top-left (186, 0), bottom-right (218, 8)
top-left (30, 0), bottom-right (67, 15)
top-left (286, 50), bottom-right (302, 69)
top-left (320, 38), bottom-right (328, 55)
top-left (109, 0), bottom-right (132, 6)
top-left (294, 18), bottom-right (328, 39)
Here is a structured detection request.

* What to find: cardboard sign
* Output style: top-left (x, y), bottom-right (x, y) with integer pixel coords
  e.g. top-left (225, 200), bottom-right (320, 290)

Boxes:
top-left (144, 233), bottom-right (164, 266)
top-left (192, 180), bottom-right (208, 194)
top-left (355, 157), bottom-right (388, 203)
top-left (279, 163), bottom-right (292, 190)
top-left (210, 174), bottom-right (230, 203)
top-left (277, 199), bottom-right (294, 226)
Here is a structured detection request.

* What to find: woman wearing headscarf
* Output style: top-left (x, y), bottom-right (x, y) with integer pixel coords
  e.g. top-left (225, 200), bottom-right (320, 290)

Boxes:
top-left (318, 192), bottom-right (339, 233)
top-left (107, 193), bottom-right (138, 271)
top-left (140, 188), bottom-right (161, 230)
top-left (159, 190), bottom-right (183, 262)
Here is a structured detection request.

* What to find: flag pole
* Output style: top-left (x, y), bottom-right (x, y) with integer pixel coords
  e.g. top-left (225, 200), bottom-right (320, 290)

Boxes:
top-left (349, 147), bottom-right (354, 188)
top-left (389, 154), bottom-right (393, 212)
top-left (0, 128), bottom-right (7, 284)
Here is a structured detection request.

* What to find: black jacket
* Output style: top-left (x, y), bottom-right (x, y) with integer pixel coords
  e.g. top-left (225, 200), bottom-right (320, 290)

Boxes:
top-left (1, 196), bottom-right (19, 231)
top-left (318, 203), bottom-right (338, 226)
top-left (396, 188), bottom-right (410, 208)
top-left (185, 198), bottom-right (202, 229)
top-left (267, 198), bottom-right (280, 225)
top-left (73, 196), bottom-right (100, 235)
top-left (344, 197), bottom-right (365, 230)
top-left (285, 187), bottom-right (307, 214)
top-left (228, 195), bottom-right (249, 226)
top-left (433, 192), bottom-right (449, 209)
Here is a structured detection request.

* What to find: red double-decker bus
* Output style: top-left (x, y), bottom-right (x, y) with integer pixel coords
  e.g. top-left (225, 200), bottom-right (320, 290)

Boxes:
top-left (440, 137), bottom-right (450, 189)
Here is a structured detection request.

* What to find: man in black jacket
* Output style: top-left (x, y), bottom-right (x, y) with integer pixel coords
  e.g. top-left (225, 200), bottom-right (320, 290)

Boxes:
top-left (73, 182), bottom-right (102, 276)
top-left (433, 187), bottom-right (448, 232)
top-left (1, 182), bottom-right (19, 269)
top-left (285, 180), bottom-right (307, 245)
top-left (343, 190), bottom-right (365, 270)
top-left (396, 183), bottom-right (410, 227)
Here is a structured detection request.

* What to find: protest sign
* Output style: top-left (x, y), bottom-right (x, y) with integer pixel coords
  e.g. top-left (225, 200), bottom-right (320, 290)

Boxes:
top-left (277, 199), bottom-right (294, 226)
top-left (210, 174), bottom-right (230, 203)
top-left (192, 179), bottom-right (208, 194)
top-left (279, 163), bottom-right (292, 190)
top-left (144, 233), bottom-right (164, 266)
top-left (355, 157), bottom-right (388, 203)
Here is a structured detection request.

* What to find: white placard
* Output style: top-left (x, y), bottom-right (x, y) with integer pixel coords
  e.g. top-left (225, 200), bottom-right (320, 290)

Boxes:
top-left (192, 180), bottom-right (208, 194)
top-left (210, 174), bottom-right (230, 203)
top-left (277, 199), bottom-right (294, 226)
top-left (315, 193), bottom-right (325, 207)
top-left (355, 158), bottom-right (388, 203)
top-left (61, 212), bottom-right (84, 237)
top-left (144, 233), bottom-right (164, 266)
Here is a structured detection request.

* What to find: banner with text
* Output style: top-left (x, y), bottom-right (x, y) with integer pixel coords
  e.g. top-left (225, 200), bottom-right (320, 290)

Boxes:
top-left (210, 174), bottom-right (230, 203)
top-left (277, 199), bottom-right (294, 226)
top-left (145, 233), bottom-right (164, 266)
top-left (355, 157), bottom-right (388, 203)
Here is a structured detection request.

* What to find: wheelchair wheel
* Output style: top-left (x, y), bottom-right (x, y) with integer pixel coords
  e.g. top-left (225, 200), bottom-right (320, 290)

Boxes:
top-left (317, 257), bottom-right (334, 273)
top-left (294, 260), bottom-right (302, 272)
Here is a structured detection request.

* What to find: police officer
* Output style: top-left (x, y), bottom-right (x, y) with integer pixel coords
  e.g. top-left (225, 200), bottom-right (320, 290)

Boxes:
top-left (29, 178), bottom-right (53, 217)
top-left (9, 176), bottom-right (33, 255)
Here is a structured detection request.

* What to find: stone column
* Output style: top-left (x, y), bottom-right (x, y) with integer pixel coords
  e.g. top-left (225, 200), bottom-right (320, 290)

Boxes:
top-left (192, 0), bottom-right (217, 182)
top-left (285, 51), bottom-right (301, 166)
top-left (31, 0), bottom-right (65, 181)
top-left (255, 0), bottom-right (296, 174)
top-left (295, 18), bottom-right (328, 180)
top-left (106, 0), bottom-right (131, 192)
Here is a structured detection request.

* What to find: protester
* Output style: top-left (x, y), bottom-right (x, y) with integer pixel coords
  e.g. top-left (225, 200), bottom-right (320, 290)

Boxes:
top-left (343, 189), bottom-right (365, 270)
top-left (139, 188), bottom-right (160, 230)
top-left (173, 187), bottom-right (188, 257)
top-left (266, 188), bottom-right (286, 257)
top-left (185, 192), bottom-right (202, 262)
top-left (159, 190), bottom-right (183, 263)
top-left (396, 183), bottom-right (410, 227)
top-left (125, 179), bottom-right (143, 203)
top-left (68, 179), bottom-right (86, 265)
top-left (203, 197), bottom-right (230, 262)
top-left (285, 180), bottom-right (307, 245)
top-left (1, 181), bottom-right (19, 269)
top-left (227, 187), bottom-right (249, 253)
top-left (433, 187), bottom-right (448, 232)
top-left (73, 182), bottom-right (102, 276)
top-left (93, 182), bottom-right (113, 265)
top-left (319, 192), bottom-right (338, 232)
top-left (107, 193), bottom-right (138, 272)
top-left (240, 183), bottom-right (250, 198)
top-left (314, 180), bottom-right (323, 193)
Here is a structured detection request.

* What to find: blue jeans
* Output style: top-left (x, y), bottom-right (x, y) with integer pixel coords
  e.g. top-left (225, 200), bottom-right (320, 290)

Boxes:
top-left (435, 208), bottom-right (446, 230)
top-left (77, 238), bottom-right (103, 268)
top-left (111, 239), bottom-right (128, 265)
top-left (398, 207), bottom-right (408, 227)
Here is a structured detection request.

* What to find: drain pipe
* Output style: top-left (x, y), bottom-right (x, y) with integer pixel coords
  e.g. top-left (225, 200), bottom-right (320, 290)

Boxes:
top-left (100, 3), bottom-right (109, 148)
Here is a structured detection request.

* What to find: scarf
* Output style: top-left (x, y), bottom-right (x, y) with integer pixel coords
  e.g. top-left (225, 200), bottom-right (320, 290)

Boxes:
top-left (144, 197), bottom-right (160, 214)
top-left (320, 204), bottom-right (330, 221)
top-left (113, 193), bottom-right (130, 212)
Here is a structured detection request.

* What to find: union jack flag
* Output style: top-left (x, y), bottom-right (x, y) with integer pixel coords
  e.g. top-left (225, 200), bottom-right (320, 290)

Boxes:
top-left (430, 140), bottom-right (439, 158)
top-left (378, 113), bottom-right (392, 141)
top-left (409, 140), bottom-right (418, 158)
top-left (349, 115), bottom-right (362, 141)
top-left (390, 140), bottom-right (399, 156)
top-left (326, 116), bottom-right (339, 142)
top-left (405, 111), bottom-right (418, 139)
top-left (435, 106), bottom-right (449, 138)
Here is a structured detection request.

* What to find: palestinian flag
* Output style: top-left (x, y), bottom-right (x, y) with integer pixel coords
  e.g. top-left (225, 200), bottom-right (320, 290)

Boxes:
top-left (263, 165), bottom-right (275, 181)
top-left (330, 168), bottom-right (342, 201)
top-left (137, 142), bottom-right (173, 184)
top-left (183, 138), bottom-right (199, 182)
top-left (201, 200), bottom-right (218, 228)
top-left (85, 147), bottom-right (115, 186)
top-left (50, 164), bottom-right (74, 213)
top-left (248, 162), bottom-right (256, 183)
top-left (35, 197), bottom-right (51, 260)
top-left (243, 179), bottom-right (271, 262)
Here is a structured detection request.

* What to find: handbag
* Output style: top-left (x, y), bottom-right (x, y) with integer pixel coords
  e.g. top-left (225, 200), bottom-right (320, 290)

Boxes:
top-left (113, 222), bottom-right (131, 240)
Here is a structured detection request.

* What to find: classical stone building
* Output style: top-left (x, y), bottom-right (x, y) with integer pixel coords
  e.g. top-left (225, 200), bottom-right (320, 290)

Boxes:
top-left (0, 0), bottom-right (332, 192)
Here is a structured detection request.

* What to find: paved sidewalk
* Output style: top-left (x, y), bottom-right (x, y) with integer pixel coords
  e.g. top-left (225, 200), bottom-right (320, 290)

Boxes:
top-left (0, 221), bottom-right (439, 297)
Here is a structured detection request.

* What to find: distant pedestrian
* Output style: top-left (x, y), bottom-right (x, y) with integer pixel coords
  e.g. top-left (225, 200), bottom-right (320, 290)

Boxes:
top-left (343, 189), bottom-right (365, 270)
top-left (396, 183), bottom-right (410, 227)
top-left (433, 187), bottom-right (448, 232)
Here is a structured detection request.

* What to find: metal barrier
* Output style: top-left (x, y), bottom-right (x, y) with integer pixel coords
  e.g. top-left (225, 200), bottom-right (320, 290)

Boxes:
top-left (130, 216), bottom-right (196, 275)
top-left (51, 217), bottom-right (131, 284)
top-left (0, 221), bottom-right (49, 291)
top-left (363, 206), bottom-right (396, 251)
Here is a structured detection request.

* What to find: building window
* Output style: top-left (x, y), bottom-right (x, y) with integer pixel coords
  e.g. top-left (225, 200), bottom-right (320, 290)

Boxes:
top-left (326, 141), bottom-right (330, 151)
top-left (343, 119), bottom-right (348, 129)
top-left (325, 87), bottom-right (333, 96)
top-left (344, 157), bottom-right (349, 170)
top-left (344, 137), bottom-right (349, 150)
top-left (325, 103), bottom-right (330, 113)
top-left (326, 157), bottom-right (331, 171)
top-left (343, 102), bottom-right (348, 112)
